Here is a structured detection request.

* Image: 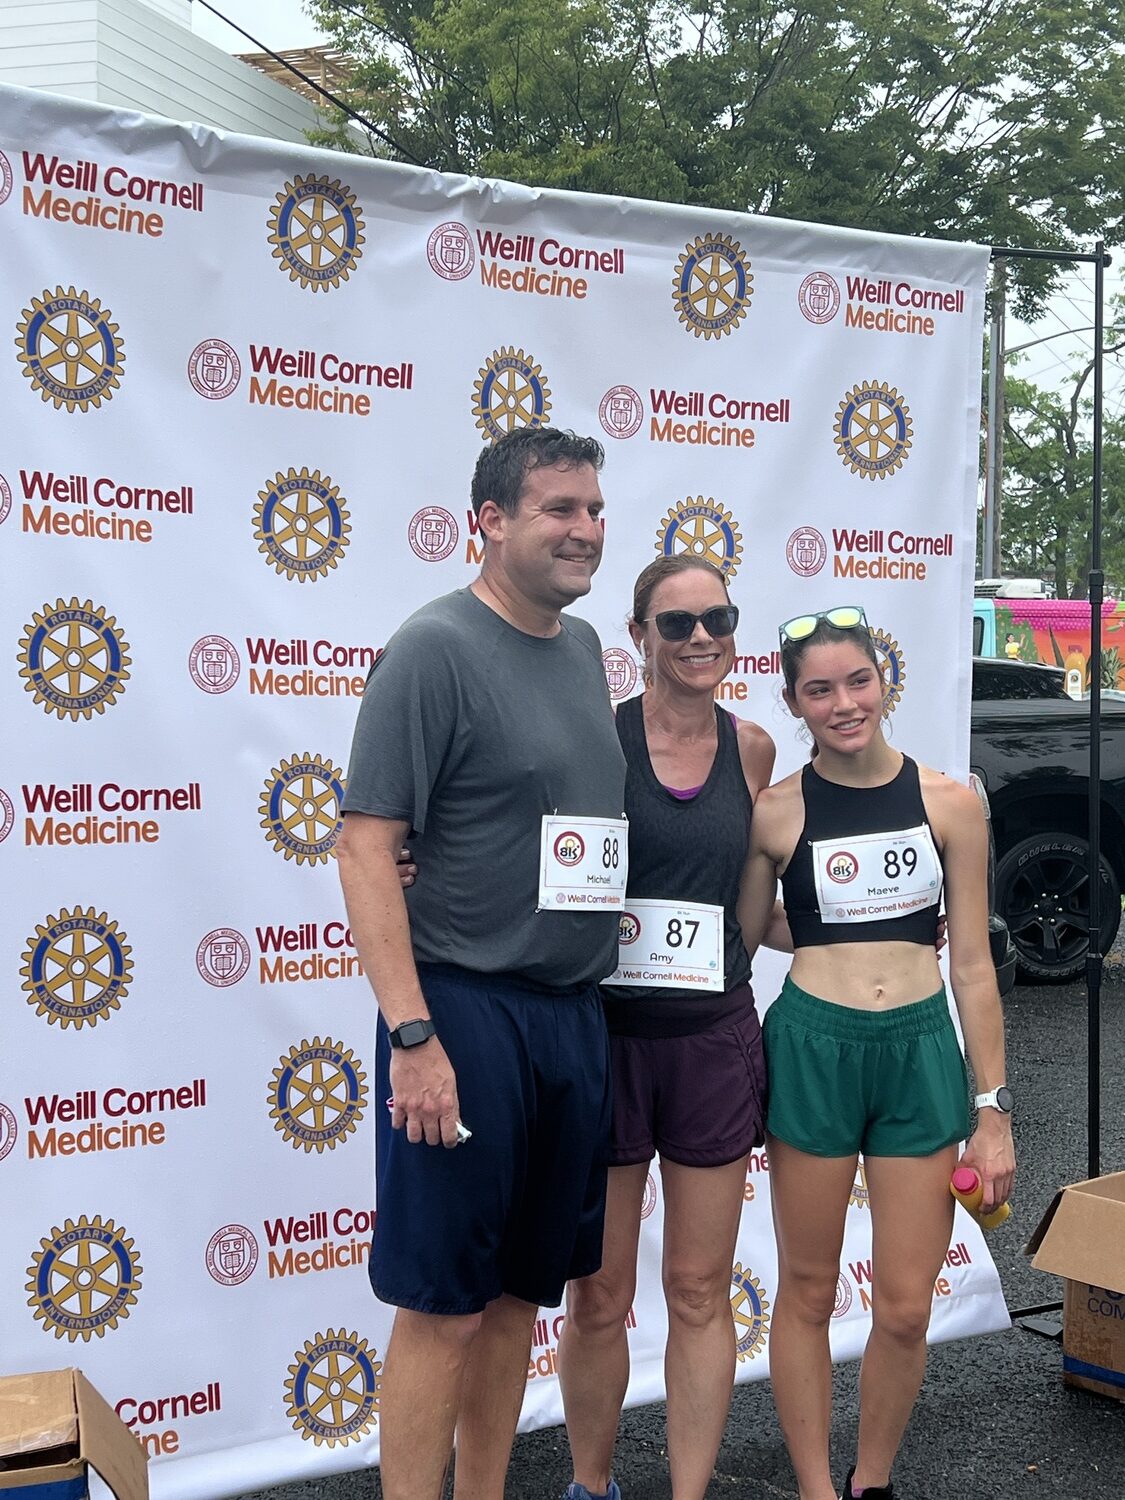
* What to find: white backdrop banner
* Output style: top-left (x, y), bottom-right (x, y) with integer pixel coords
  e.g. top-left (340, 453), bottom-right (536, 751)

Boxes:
top-left (0, 82), bottom-right (1005, 1499)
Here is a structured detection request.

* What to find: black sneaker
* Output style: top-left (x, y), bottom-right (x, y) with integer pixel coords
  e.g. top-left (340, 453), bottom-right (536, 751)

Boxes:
top-left (842, 1467), bottom-right (894, 1500)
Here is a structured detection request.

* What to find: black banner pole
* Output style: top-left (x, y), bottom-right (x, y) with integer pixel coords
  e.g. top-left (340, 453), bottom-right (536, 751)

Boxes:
top-left (1086, 240), bottom-right (1106, 1182)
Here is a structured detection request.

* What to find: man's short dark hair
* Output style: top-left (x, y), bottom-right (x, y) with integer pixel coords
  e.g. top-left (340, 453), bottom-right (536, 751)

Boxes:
top-left (470, 428), bottom-right (605, 518)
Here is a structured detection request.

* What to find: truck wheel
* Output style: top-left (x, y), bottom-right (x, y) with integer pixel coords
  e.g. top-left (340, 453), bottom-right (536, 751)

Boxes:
top-left (994, 834), bottom-right (1122, 983)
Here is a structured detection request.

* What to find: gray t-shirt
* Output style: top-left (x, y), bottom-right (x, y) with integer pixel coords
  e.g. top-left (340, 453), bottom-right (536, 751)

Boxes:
top-left (343, 588), bottom-right (627, 989)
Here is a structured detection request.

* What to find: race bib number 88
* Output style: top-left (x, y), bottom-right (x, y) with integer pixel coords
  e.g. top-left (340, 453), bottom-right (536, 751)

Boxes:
top-left (538, 814), bottom-right (629, 910)
top-left (812, 824), bottom-right (942, 924)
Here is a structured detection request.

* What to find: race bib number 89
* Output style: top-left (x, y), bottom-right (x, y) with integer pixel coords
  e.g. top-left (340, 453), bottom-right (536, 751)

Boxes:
top-left (812, 824), bottom-right (942, 924)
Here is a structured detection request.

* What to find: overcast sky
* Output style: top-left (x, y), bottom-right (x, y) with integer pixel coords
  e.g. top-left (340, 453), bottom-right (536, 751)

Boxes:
top-left (191, 0), bottom-right (326, 53)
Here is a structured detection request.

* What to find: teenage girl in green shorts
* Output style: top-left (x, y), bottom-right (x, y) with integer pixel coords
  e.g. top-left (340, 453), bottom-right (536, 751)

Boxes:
top-left (738, 607), bottom-right (1015, 1500)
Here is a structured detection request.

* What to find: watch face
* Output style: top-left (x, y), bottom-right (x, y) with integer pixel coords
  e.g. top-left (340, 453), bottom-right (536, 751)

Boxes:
top-left (995, 1086), bottom-right (1014, 1113)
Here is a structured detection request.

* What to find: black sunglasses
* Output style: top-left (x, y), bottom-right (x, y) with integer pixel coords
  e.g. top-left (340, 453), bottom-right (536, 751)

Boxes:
top-left (640, 605), bottom-right (740, 642)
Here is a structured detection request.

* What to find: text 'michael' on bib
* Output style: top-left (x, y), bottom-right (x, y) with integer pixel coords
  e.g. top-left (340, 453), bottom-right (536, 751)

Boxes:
top-left (812, 823), bottom-right (942, 925)
top-left (538, 814), bottom-right (629, 910)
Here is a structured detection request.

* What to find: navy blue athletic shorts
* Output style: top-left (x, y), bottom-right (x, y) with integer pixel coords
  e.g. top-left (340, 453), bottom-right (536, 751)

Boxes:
top-left (370, 962), bottom-right (612, 1315)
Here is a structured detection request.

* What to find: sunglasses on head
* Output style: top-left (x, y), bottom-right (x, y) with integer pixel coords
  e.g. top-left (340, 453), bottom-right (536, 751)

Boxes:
top-left (778, 605), bottom-right (868, 647)
top-left (640, 604), bottom-right (740, 642)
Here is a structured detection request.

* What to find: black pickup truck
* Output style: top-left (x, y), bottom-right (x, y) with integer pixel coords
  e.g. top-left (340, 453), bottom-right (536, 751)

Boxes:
top-left (970, 657), bottom-right (1125, 981)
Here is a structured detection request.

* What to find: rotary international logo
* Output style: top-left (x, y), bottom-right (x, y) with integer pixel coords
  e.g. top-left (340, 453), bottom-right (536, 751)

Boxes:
top-left (259, 753), bottom-right (345, 865)
top-left (21, 907), bottom-right (133, 1030)
top-left (19, 597), bottom-right (131, 720)
top-left (286, 1329), bottom-right (381, 1446)
top-left (254, 468), bottom-right (351, 581)
top-left (798, 272), bottom-right (841, 324)
top-left (27, 1215), bottom-right (142, 1341)
top-left (849, 1160), bottom-right (870, 1208)
top-left (0, 149), bottom-right (12, 206)
top-left (730, 1262), bottom-right (771, 1362)
top-left (833, 1272), bottom-right (854, 1318)
top-left (196, 928), bottom-right (251, 987)
top-left (598, 385), bottom-right (644, 440)
top-left (268, 175), bottom-right (365, 291)
top-left (834, 381), bottom-right (913, 479)
top-left (0, 788), bottom-right (13, 843)
top-left (473, 346), bottom-right (552, 441)
top-left (17, 287), bottom-right (124, 411)
top-left (786, 526), bottom-right (827, 577)
top-left (189, 635), bottom-right (240, 694)
top-left (269, 1037), bottom-right (368, 1153)
top-left (673, 234), bottom-right (752, 340)
top-left (871, 626), bottom-right (907, 716)
top-left (408, 506), bottom-right (458, 562)
top-left (0, 1102), bottom-right (17, 1162)
top-left (602, 647), bottom-right (638, 700)
top-left (188, 338), bottom-right (241, 399)
top-left (205, 1224), bottom-right (259, 1286)
top-left (427, 221), bottom-right (474, 280)
top-left (656, 498), bottom-right (743, 579)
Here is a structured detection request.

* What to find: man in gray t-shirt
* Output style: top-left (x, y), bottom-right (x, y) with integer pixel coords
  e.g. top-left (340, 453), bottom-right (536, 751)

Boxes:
top-left (337, 428), bottom-right (626, 1500)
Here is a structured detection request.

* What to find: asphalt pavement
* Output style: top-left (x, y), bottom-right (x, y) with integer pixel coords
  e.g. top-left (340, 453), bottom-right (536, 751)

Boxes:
top-left (239, 955), bottom-right (1125, 1500)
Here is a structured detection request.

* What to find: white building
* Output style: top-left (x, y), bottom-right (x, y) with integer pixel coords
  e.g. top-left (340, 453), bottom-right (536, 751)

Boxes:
top-left (0, 0), bottom-right (333, 143)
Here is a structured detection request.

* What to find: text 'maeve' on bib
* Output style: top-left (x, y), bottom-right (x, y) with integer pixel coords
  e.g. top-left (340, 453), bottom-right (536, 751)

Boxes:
top-left (538, 814), bottom-right (629, 911)
top-left (812, 823), bottom-right (942, 924)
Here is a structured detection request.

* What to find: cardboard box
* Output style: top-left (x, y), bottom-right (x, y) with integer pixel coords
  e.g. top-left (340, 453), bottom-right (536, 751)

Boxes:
top-left (1027, 1170), bottom-right (1125, 1401)
top-left (0, 1369), bottom-right (148, 1500)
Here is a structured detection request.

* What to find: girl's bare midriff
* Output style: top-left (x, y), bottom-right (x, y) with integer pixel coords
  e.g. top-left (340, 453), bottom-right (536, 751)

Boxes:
top-left (790, 940), bottom-right (943, 1009)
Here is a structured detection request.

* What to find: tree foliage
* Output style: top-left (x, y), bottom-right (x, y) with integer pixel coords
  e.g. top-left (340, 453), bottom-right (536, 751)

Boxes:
top-left (1000, 316), bottom-right (1125, 598)
top-left (307, 0), bottom-right (1125, 313)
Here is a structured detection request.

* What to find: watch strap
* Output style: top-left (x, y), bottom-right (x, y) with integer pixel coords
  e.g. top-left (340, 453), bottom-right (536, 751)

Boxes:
top-left (974, 1086), bottom-right (1011, 1111)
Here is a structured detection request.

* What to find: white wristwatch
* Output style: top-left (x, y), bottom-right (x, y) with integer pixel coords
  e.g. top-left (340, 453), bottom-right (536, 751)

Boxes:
top-left (974, 1085), bottom-right (1013, 1114)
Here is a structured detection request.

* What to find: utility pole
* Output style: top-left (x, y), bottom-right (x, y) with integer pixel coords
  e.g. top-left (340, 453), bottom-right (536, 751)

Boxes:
top-left (982, 257), bottom-right (1007, 578)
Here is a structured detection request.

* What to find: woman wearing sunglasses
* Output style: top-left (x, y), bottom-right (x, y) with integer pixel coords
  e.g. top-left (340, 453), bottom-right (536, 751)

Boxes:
top-left (738, 607), bottom-right (1015, 1500)
top-left (558, 555), bottom-right (779, 1500)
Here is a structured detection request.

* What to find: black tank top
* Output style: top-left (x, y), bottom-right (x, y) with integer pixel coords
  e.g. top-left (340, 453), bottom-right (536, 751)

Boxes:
top-left (601, 695), bottom-right (753, 1037)
top-left (780, 755), bottom-right (943, 948)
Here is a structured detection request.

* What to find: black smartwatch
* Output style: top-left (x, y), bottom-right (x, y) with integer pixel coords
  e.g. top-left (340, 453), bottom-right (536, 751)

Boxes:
top-left (388, 1017), bottom-right (437, 1050)
top-left (974, 1086), bottom-right (1013, 1114)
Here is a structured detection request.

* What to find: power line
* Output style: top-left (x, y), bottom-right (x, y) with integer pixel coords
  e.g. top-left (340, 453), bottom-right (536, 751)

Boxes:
top-left (192, 0), bottom-right (425, 165)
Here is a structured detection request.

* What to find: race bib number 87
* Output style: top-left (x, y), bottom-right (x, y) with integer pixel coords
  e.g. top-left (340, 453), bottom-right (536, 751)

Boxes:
top-left (812, 824), bottom-right (942, 924)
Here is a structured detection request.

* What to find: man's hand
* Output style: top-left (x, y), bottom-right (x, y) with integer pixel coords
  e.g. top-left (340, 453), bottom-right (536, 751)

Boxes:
top-left (396, 846), bottom-right (416, 888)
top-left (389, 1037), bottom-right (461, 1148)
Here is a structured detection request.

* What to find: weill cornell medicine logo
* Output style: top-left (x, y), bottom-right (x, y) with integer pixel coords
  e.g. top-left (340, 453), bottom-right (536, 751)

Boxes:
top-left (187, 339), bottom-right (241, 400)
top-left (254, 468), bottom-right (351, 581)
top-left (286, 1330), bottom-right (381, 1446)
top-left (786, 527), bottom-right (828, 577)
top-left (408, 506), bottom-right (459, 561)
top-left (0, 788), bottom-right (14, 843)
top-left (188, 635), bottom-right (240, 694)
top-left (268, 175), bottom-right (365, 291)
top-left (673, 234), bottom-right (752, 340)
top-left (196, 928), bottom-right (251, 987)
top-left (730, 1263), bottom-right (771, 1362)
top-left (472, 347), bottom-right (552, 440)
top-left (268, 1037), bottom-right (368, 1153)
top-left (0, 1102), bottom-right (19, 1162)
top-left (17, 288), bottom-right (125, 412)
top-left (599, 385), bottom-right (644, 440)
top-left (0, 472), bottom-right (11, 524)
top-left (797, 272), bottom-right (841, 324)
top-left (26, 1215), bottom-right (142, 1341)
top-left (0, 149), bottom-right (12, 206)
top-left (656, 498), bottom-right (743, 579)
top-left (834, 381), bottom-right (913, 479)
top-left (19, 598), bottom-right (131, 720)
top-left (427, 221), bottom-right (475, 280)
top-left (205, 1224), bottom-right (260, 1286)
top-left (21, 907), bottom-right (133, 1029)
top-left (259, 753), bottom-right (345, 865)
